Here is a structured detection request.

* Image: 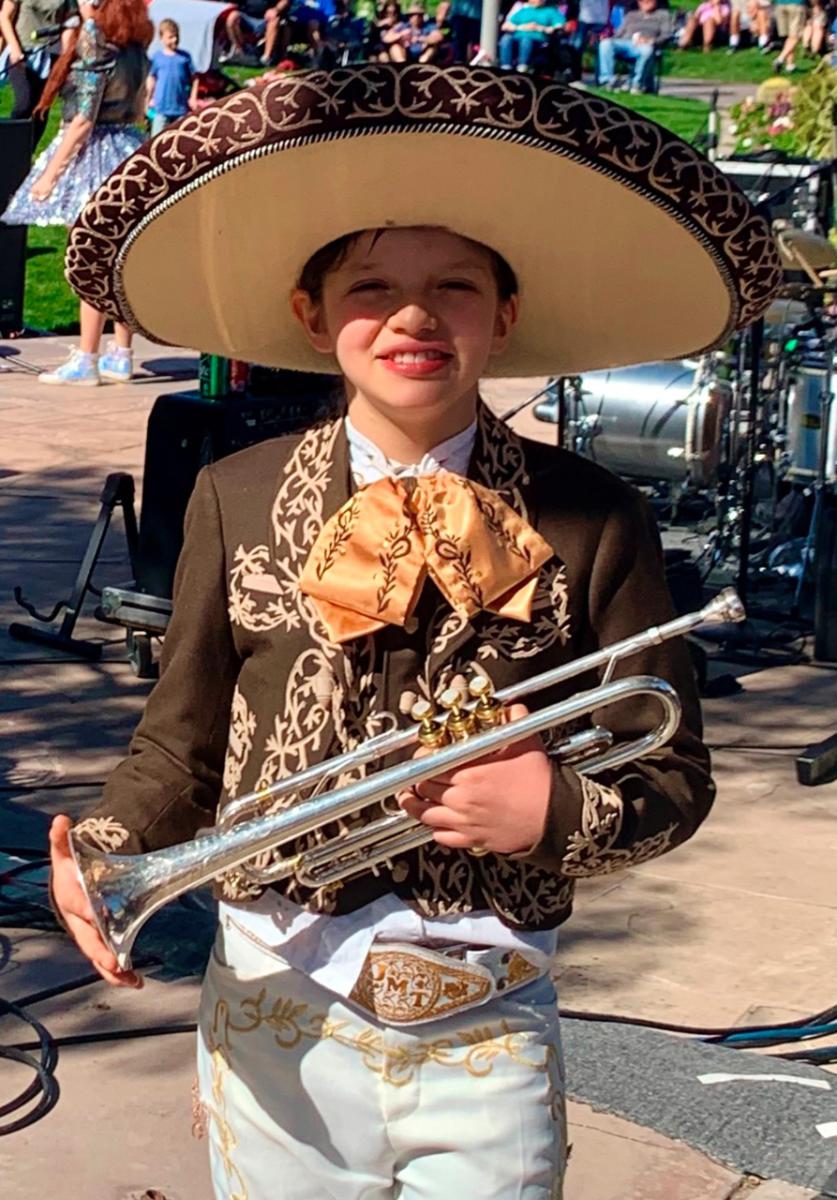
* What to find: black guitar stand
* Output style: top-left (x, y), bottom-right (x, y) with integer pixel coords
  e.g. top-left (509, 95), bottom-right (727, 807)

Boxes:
top-left (9, 473), bottom-right (139, 661)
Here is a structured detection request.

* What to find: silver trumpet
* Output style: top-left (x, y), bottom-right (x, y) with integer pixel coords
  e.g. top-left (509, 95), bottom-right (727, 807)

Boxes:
top-left (70, 589), bottom-right (744, 969)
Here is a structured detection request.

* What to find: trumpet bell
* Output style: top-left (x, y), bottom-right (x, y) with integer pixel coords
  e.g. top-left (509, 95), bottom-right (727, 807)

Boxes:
top-left (69, 836), bottom-right (171, 970)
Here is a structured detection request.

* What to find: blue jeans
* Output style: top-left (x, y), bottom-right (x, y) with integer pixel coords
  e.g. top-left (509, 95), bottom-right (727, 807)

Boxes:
top-left (570, 19), bottom-right (607, 50)
top-left (499, 31), bottom-right (547, 69)
top-left (151, 112), bottom-right (181, 136)
top-left (597, 36), bottom-right (655, 89)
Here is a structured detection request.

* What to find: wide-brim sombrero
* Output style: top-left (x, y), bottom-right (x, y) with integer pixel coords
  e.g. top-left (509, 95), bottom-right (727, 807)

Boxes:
top-left (66, 65), bottom-right (781, 376)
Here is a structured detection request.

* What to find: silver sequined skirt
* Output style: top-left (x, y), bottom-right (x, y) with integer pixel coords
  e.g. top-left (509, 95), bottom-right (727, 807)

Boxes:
top-left (2, 123), bottom-right (146, 228)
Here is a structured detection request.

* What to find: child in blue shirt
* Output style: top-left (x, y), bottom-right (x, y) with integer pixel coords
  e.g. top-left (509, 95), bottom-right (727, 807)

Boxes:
top-left (499, 0), bottom-right (565, 72)
top-left (147, 18), bottom-right (198, 136)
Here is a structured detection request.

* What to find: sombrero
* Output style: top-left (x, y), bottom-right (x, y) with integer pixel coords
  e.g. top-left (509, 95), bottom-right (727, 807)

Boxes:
top-left (66, 64), bottom-right (781, 376)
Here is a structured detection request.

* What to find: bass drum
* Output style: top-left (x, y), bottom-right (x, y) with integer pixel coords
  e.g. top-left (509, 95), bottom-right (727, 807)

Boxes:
top-left (573, 360), bottom-right (731, 489)
top-left (784, 353), bottom-right (836, 483)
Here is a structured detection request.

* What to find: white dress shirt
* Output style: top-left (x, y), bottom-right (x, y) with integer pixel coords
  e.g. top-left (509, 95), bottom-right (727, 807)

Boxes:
top-left (219, 415), bottom-right (558, 997)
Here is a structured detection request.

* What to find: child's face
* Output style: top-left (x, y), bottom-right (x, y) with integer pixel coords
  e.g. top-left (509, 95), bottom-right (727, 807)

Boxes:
top-left (161, 28), bottom-right (179, 50)
top-left (292, 228), bottom-right (517, 426)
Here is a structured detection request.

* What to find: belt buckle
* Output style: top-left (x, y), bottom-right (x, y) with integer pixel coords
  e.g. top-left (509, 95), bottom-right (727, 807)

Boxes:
top-left (350, 943), bottom-right (494, 1026)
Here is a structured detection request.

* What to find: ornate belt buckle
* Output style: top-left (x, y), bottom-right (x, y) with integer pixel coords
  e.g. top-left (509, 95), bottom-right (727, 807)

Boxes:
top-left (351, 944), bottom-right (494, 1026)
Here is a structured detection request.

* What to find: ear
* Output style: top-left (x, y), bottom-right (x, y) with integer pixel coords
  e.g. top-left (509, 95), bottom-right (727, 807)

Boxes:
top-left (488, 294), bottom-right (519, 360)
top-left (289, 289), bottom-right (334, 356)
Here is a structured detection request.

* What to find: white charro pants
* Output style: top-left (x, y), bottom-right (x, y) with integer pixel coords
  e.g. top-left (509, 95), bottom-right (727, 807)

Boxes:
top-left (196, 915), bottom-right (567, 1200)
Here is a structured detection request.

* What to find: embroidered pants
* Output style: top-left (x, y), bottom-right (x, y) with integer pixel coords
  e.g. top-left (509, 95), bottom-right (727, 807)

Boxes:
top-left (197, 917), bottom-right (567, 1199)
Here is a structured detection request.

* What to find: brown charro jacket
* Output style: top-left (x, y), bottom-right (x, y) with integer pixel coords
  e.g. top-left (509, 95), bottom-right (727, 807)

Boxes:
top-left (74, 404), bottom-right (715, 930)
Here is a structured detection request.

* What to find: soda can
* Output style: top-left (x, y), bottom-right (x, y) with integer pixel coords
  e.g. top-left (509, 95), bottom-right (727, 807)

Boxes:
top-left (229, 359), bottom-right (250, 394)
top-left (199, 353), bottom-right (230, 399)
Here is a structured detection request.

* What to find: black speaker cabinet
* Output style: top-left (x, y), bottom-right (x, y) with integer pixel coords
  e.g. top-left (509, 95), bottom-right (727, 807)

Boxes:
top-left (814, 489), bottom-right (837, 663)
top-left (0, 119), bottom-right (33, 334)
top-left (136, 380), bottom-right (338, 597)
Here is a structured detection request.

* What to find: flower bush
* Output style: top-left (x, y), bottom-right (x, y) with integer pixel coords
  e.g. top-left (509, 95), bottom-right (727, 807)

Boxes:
top-left (728, 57), bottom-right (837, 159)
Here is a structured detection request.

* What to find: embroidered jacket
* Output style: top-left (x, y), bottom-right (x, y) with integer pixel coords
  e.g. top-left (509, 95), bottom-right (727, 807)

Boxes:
top-left (75, 405), bottom-right (714, 930)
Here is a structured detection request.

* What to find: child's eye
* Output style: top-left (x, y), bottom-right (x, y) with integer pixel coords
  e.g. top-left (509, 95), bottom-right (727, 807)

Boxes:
top-left (348, 280), bottom-right (389, 294)
top-left (440, 280), bottom-right (478, 292)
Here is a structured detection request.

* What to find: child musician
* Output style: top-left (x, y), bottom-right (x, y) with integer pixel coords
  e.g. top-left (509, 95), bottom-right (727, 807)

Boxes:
top-left (52, 65), bottom-right (780, 1198)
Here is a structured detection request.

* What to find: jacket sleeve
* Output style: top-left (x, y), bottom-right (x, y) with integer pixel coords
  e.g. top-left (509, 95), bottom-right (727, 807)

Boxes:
top-left (72, 466), bottom-right (241, 855)
top-left (521, 490), bottom-right (715, 878)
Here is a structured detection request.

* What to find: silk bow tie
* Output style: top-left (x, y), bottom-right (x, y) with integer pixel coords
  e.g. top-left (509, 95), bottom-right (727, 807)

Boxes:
top-left (298, 474), bottom-right (553, 644)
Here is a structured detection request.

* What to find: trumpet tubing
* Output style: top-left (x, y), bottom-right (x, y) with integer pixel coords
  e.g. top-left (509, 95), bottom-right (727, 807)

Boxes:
top-left (70, 588), bottom-right (745, 969)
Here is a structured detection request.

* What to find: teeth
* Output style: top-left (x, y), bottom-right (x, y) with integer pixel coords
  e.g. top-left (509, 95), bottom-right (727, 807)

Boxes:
top-left (390, 351), bottom-right (446, 364)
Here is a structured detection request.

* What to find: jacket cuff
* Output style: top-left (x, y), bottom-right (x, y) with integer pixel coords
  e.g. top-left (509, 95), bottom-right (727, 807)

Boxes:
top-left (516, 762), bottom-right (624, 874)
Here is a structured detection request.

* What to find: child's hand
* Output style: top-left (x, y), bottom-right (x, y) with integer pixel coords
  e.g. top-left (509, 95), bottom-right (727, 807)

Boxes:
top-left (397, 704), bottom-right (552, 855)
top-left (49, 815), bottom-right (143, 989)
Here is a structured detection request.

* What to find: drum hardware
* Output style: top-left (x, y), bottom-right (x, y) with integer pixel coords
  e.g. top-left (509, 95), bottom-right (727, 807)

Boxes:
top-left (68, 591), bottom-right (745, 969)
top-left (790, 335), bottom-right (835, 619)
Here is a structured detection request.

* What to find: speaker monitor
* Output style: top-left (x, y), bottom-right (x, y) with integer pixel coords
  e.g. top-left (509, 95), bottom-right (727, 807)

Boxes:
top-left (0, 120), bottom-right (33, 334)
top-left (136, 379), bottom-right (338, 598)
top-left (814, 490), bottom-right (837, 663)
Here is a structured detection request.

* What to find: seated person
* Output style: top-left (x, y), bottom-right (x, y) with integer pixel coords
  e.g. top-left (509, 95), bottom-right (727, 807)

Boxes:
top-left (323, 0), bottom-right (368, 61)
top-left (498, 0), bottom-right (566, 72)
top-left (370, 0), bottom-right (401, 58)
top-left (223, 0), bottom-right (284, 64)
top-left (677, 0), bottom-right (730, 49)
top-left (727, 0), bottom-right (771, 51)
top-left (802, 0), bottom-right (830, 55)
top-left (382, 2), bottom-right (446, 61)
top-left (598, 0), bottom-right (672, 91)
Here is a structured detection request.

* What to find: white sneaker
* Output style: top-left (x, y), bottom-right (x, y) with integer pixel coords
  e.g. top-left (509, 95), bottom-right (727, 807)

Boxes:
top-left (39, 347), bottom-right (100, 386)
top-left (98, 341), bottom-right (134, 383)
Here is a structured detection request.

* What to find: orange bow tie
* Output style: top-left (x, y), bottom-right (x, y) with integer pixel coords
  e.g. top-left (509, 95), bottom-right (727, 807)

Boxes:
top-left (298, 474), bottom-right (553, 644)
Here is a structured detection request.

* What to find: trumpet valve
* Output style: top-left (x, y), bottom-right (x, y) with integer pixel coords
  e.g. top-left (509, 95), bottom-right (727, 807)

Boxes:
top-left (411, 698), bottom-right (449, 749)
top-left (439, 686), bottom-right (475, 741)
top-left (468, 674), bottom-right (503, 730)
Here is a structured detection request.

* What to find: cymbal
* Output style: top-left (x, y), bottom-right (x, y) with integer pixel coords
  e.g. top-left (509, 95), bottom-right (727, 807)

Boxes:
top-left (775, 227), bottom-right (837, 284)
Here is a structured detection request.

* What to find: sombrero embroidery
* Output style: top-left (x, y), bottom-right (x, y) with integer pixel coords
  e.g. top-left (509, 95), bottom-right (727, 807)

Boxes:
top-left (65, 64), bottom-right (782, 375)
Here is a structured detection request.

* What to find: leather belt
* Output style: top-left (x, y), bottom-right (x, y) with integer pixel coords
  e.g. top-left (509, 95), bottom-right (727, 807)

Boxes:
top-left (349, 941), bottom-right (545, 1026)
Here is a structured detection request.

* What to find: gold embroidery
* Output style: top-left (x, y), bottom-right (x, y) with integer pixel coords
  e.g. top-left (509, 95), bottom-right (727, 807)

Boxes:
top-left (203, 1045), bottom-right (249, 1200)
top-left (190, 1076), bottom-right (208, 1140)
top-left (212, 990), bottom-right (555, 1088)
top-left (505, 951), bottom-right (541, 990)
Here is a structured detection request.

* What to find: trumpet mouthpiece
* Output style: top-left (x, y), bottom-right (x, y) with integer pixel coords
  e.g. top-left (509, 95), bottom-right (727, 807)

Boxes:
top-left (703, 588), bottom-right (746, 625)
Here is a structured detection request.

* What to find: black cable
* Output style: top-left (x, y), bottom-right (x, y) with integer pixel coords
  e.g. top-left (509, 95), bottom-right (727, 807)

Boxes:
top-left (10, 1022), bottom-right (197, 1052)
top-left (777, 1045), bottom-right (837, 1064)
top-left (561, 1002), bottom-right (837, 1039)
top-left (0, 999), bottom-right (60, 1135)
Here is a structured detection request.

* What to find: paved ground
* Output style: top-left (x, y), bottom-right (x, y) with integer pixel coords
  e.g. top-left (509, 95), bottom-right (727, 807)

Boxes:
top-left (1, 336), bottom-right (835, 1199)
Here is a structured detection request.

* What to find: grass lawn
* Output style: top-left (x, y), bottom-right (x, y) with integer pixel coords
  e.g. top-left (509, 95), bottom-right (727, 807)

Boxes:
top-left (661, 43), bottom-right (815, 82)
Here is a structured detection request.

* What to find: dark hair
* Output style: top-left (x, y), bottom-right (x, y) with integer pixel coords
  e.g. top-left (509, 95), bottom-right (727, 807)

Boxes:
top-left (297, 228), bottom-right (519, 303)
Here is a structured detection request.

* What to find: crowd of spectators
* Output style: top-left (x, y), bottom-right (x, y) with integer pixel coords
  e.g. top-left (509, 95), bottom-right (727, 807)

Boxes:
top-left (2, 0), bottom-right (835, 126)
top-left (209, 0), bottom-right (837, 87)
top-left (673, 0), bottom-right (834, 70)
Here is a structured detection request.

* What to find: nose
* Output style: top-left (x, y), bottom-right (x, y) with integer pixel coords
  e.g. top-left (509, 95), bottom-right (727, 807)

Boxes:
top-left (388, 303), bottom-right (438, 336)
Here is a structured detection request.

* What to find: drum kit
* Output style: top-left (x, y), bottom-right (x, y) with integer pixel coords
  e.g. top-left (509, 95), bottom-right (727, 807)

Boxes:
top-left (534, 179), bottom-right (837, 660)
